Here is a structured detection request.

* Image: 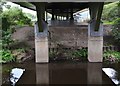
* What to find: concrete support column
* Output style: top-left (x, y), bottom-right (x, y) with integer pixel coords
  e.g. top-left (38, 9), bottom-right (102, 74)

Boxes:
top-left (88, 2), bottom-right (104, 62)
top-left (70, 8), bottom-right (74, 20)
top-left (55, 15), bottom-right (57, 20)
top-left (62, 16), bottom-right (64, 20)
top-left (88, 23), bottom-right (103, 62)
top-left (35, 21), bottom-right (49, 63)
top-left (35, 3), bottom-right (48, 63)
top-left (66, 9), bottom-right (69, 20)
top-left (35, 35), bottom-right (48, 63)
top-left (52, 9), bottom-right (55, 20)
top-left (36, 3), bottom-right (45, 32)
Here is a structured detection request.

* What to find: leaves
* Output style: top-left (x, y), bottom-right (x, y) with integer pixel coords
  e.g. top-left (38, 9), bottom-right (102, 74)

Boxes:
top-left (103, 50), bottom-right (120, 62)
top-left (111, 18), bottom-right (120, 45)
top-left (72, 49), bottom-right (88, 58)
top-left (102, 1), bottom-right (119, 23)
top-left (1, 7), bottom-right (32, 26)
top-left (0, 49), bottom-right (15, 63)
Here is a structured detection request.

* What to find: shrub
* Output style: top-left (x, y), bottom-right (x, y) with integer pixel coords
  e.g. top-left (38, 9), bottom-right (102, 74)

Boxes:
top-left (72, 49), bottom-right (88, 58)
top-left (103, 50), bottom-right (120, 62)
top-left (111, 18), bottom-right (120, 46)
top-left (0, 49), bottom-right (15, 63)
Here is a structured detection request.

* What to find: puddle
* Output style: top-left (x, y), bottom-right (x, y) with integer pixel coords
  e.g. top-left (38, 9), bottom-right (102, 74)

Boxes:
top-left (102, 68), bottom-right (120, 85)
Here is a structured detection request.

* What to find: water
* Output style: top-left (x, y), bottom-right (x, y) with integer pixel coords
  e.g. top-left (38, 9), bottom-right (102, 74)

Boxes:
top-left (2, 61), bottom-right (120, 85)
top-left (103, 62), bottom-right (120, 86)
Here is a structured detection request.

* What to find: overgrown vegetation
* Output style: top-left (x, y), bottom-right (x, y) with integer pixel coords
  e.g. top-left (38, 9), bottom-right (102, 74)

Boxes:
top-left (102, 1), bottom-right (120, 25)
top-left (111, 18), bottom-right (120, 46)
top-left (49, 48), bottom-right (88, 62)
top-left (72, 49), bottom-right (87, 58)
top-left (0, 50), bottom-right (15, 63)
top-left (0, 1), bottom-right (34, 63)
top-left (103, 50), bottom-right (120, 63)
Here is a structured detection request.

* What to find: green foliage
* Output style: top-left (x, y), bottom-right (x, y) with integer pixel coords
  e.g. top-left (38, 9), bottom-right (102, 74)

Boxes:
top-left (111, 18), bottom-right (120, 45)
top-left (0, 1), bottom-right (11, 14)
top-left (49, 48), bottom-right (88, 61)
top-left (103, 50), bottom-right (120, 62)
top-left (2, 7), bottom-right (32, 26)
top-left (16, 48), bottom-right (26, 53)
top-left (0, 30), bottom-right (18, 63)
top-left (72, 49), bottom-right (88, 58)
top-left (25, 13), bottom-right (37, 21)
top-left (1, 30), bottom-right (14, 49)
top-left (0, 49), bottom-right (15, 63)
top-left (102, 1), bottom-right (119, 24)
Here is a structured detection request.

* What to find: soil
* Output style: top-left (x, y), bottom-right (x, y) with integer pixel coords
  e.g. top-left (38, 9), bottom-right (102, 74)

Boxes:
top-left (11, 26), bottom-right (35, 63)
top-left (12, 26), bottom-right (35, 49)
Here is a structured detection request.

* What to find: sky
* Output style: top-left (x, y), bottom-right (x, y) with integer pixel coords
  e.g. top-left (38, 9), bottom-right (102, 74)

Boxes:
top-left (4, 2), bottom-right (37, 16)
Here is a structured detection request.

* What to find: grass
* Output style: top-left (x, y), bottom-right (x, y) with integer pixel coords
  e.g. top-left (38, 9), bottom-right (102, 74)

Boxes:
top-left (103, 21), bottom-right (114, 25)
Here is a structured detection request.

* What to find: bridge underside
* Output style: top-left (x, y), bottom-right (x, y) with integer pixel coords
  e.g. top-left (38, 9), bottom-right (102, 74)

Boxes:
top-left (14, 2), bottom-right (104, 63)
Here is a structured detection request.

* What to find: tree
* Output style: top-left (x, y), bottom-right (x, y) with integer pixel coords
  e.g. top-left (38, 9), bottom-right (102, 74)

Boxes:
top-left (102, 1), bottom-right (119, 23)
top-left (0, 0), bottom-right (11, 14)
top-left (111, 2), bottom-right (120, 46)
top-left (2, 7), bottom-right (32, 27)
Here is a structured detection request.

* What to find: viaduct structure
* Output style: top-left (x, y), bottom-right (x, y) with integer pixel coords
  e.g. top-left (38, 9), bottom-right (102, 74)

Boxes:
top-left (14, 1), bottom-right (104, 63)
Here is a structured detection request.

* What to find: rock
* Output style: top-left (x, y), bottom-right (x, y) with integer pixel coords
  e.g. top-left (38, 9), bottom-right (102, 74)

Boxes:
top-left (16, 53), bottom-right (26, 62)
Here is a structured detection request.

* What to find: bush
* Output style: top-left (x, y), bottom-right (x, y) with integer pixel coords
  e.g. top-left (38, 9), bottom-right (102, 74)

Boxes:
top-left (103, 50), bottom-right (120, 62)
top-left (0, 50), bottom-right (15, 63)
top-left (2, 7), bottom-right (32, 27)
top-left (1, 30), bottom-right (14, 49)
top-left (72, 49), bottom-right (88, 58)
top-left (102, 2), bottom-right (119, 23)
top-left (111, 18), bottom-right (120, 45)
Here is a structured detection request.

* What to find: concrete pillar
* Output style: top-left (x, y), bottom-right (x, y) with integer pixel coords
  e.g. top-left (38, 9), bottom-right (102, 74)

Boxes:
top-left (66, 9), bottom-right (69, 20)
top-left (36, 3), bottom-right (45, 32)
top-left (35, 3), bottom-right (48, 63)
top-left (88, 23), bottom-right (103, 62)
top-left (52, 9), bottom-right (55, 20)
top-left (61, 16), bottom-right (63, 20)
top-left (35, 22), bottom-right (49, 63)
top-left (45, 11), bottom-right (47, 22)
top-left (70, 8), bottom-right (74, 20)
top-left (55, 15), bottom-right (57, 20)
top-left (87, 63), bottom-right (102, 84)
top-left (88, 2), bottom-right (104, 62)
top-left (36, 64), bottom-right (49, 84)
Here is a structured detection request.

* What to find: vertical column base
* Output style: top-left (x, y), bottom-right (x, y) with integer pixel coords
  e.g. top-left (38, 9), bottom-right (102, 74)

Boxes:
top-left (35, 35), bottom-right (49, 63)
top-left (88, 36), bottom-right (103, 62)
